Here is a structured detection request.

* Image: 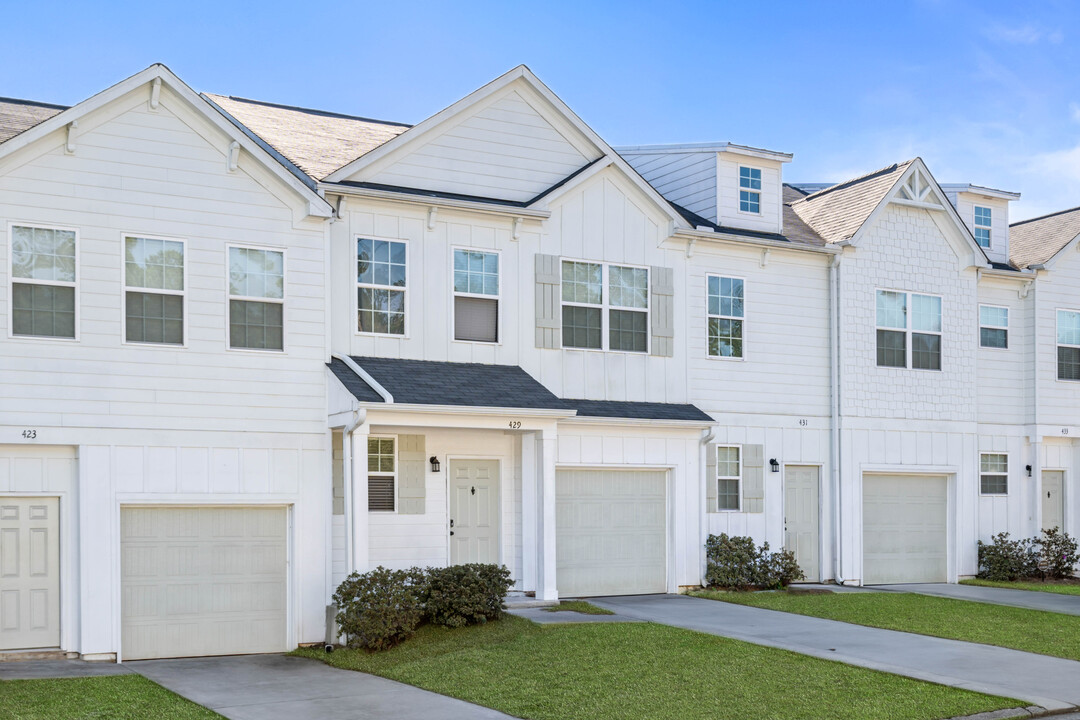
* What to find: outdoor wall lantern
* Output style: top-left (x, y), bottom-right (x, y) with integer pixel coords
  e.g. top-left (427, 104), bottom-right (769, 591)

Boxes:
top-left (430, 456), bottom-right (441, 473)
top-left (1026, 465), bottom-right (1033, 477)
top-left (769, 459), bottom-right (780, 473)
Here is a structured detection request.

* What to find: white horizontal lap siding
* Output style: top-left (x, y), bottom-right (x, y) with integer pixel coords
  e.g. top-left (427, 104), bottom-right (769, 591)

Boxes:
top-left (335, 166), bottom-right (687, 405)
top-left (976, 280), bottom-right (1030, 424)
top-left (841, 205), bottom-right (978, 422)
top-left (687, 246), bottom-right (832, 417)
top-left (716, 154), bottom-right (782, 234)
top-left (364, 91), bottom-right (590, 203)
top-left (0, 93), bottom-right (327, 436)
top-left (622, 152), bottom-right (717, 222)
top-left (1035, 251), bottom-right (1080, 424)
top-left (556, 426), bottom-right (701, 589)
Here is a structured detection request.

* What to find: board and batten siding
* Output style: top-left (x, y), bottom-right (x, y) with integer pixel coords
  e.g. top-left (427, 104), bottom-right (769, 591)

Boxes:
top-left (333, 166), bottom-right (689, 404)
top-left (359, 90), bottom-right (597, 203)
top-left (0, 86), bottom-right (329, 436)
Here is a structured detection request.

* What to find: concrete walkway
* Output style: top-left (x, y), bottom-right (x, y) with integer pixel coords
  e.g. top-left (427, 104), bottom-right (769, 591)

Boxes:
top-left (130, 654), bottom-right (512, 720)
top-left (0, 659), bottom-right (133, 680)
top-left (877, 583), bottom-right (1080, 615)
top-left (592, 594), bottom-right (1080, 712)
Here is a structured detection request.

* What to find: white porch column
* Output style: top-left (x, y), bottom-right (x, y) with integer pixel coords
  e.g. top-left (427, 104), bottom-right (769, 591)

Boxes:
top-left (536, 428), bottom-right (559, 601)
top-left (520, 432), bottom-right (538, 592)
top-left (350, 423), bottom-right (370, 573)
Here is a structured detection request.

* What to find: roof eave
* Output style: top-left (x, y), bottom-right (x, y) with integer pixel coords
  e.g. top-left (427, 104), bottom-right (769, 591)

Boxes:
top-left (673, 227), bottom-right (839, 255)
top-left (320, 181), bottom-right (550, 219)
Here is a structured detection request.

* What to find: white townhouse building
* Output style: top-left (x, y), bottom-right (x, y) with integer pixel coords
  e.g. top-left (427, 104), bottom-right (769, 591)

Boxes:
top-left (0, 63), bottom-right (1077, 662)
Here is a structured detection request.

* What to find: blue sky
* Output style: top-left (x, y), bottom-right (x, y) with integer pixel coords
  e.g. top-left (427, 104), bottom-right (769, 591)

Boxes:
top-left (2, 0), bottom-right (1077, 219)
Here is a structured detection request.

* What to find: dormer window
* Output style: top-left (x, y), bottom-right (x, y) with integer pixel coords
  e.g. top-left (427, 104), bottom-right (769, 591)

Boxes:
top-left (739, 166), bottom-right (762, 214)
top-left (974, 206), bottom-right (992, 248)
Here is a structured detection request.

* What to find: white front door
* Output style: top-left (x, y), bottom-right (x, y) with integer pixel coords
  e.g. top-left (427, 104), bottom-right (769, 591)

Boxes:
top-left (0, 497), bottom-right (60, 650)
top-left (1043, 471), bottom-right (1065, 533)
top-left (784, 466), bottom-right (819, 582)
top-left (449, 460), bottom-right (500, 565)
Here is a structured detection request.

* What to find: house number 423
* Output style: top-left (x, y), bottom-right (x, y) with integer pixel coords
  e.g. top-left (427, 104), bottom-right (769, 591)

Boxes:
top-left (22, 429), bottom-right (37, 439)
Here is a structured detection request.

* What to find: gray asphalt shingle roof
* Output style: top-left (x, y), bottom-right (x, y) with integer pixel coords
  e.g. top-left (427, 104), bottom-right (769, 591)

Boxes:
top-left (204, 94), bottom-right (410, 181)
top-left (790, 161), bottom-right (914, 244)
top-left (0, 97), bottom-right (67, 145)
top-left (329, 357), bottom-right (712, 422)
top-left (1009, 206), bottom-right (1080, 269)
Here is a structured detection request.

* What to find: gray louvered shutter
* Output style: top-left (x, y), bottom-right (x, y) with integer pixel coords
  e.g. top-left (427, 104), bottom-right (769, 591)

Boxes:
top-left (705, 443), bottom-right (718, 513)
top-left (742, 444), bottom-right (765, 513)
top-left (398, 434), bottom-right (426, 514)
top-left (650, 266), bottom-right (674, 357)
top-left (535, 254), bottom-right (561, 349)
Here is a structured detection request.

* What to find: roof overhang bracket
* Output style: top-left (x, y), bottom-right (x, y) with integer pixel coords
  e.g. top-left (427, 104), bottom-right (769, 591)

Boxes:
top-left (512, 217), bottom-right (523, 241)
top-left (64, 121), bottom-right (77, 154)
top-left (149, 77), bottom-right (161, 111)
top-left (427, 206), bottom-right (438, 231)
top-left (685, 237), bottom-right (697, 258)
top-left (227, 141), bottom-right (240, 173)
top-left (760, 248), bottom-right (771, 268)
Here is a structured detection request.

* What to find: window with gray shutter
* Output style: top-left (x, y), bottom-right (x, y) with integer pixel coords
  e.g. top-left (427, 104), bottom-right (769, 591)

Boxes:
top-left (650, 265), bottom-right (674, 357)
top-left (716, 446), bottom-right (741, 511)
top-left (534, 253), bottom-right (561, 348)
top-left (368, 437), bottom-right (396, 512)
top-left (397, 434), bottom-right (426, 514)
top-left (742, 444), bottom-right (765, 513)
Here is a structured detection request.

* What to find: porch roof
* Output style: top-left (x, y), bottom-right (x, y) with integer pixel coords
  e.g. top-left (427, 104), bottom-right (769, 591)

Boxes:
top-left (327, 357), bottom-right (712, 422)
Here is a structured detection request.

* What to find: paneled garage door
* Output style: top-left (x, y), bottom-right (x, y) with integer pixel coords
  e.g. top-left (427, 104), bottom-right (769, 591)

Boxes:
top-left (120, 506), bottom-right (288, 660)
top-left (556, 469), bottom-right (667, 597)
top-left (863, 475), bottom-right (948, 584)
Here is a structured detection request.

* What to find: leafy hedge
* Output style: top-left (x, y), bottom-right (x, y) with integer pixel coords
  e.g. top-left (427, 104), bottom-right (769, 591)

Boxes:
top-left (705, 533), bottom-right (804, 590)
top-left (333, 563), bottom-right (513, 650)
top-left (977, 529), bottom-right (1079, 581)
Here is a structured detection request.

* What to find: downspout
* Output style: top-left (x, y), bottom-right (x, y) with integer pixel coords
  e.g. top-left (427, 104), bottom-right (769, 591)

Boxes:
top-left (830, 252), bottom-right (845, 585)
top-left (700, 426), bottom-right (717, 587)
top-left (341, 407), bottom-right (366, 574)
top-left (1029, 269), bottom-right (1042, 535)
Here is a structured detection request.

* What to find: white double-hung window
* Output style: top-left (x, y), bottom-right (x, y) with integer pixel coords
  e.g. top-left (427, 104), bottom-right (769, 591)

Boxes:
top-left (561, 260), bottom-right (648, 353)
top-left (979, 305), bottom-right (1008, 349)
top-left (228, 246), bottom-right (284, 351)
top-left (357, 238), bottom-right (406, 336)
top-left (707, 275), bottom-right (744, 358)
top-left (453, 249), bottom-right (499, 343)
top-left (974, 206), bottom-right (992, 248)
top-left (124, 236), bottom-right (185, 345)
top-left (739, 166), bottom-right (762, 214)
top-left (367, 436), bottom-right (396, 512)
top-left (10, 224), bottom-right (77, 339)
top-left (876, 290), bottom-right (941, 370)
top-left (980, 453), bottom-right (1008, 495)
top-left (1058, 309), bottom-right (1080, 381)
top-left (715, 446), bottom-right (741, 511)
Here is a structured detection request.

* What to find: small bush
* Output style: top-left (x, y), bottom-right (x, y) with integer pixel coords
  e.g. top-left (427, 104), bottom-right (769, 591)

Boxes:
top-left (977, 532), bottom-right (1039, 581)
top-left (705, 533), bottom-right (804, 590)
top-left (1036, 528), bottom-right (1079, 579)
top-left (424, 563), bottom-right (513, 628)
top-left (333, 566), bottom-right (426, 651)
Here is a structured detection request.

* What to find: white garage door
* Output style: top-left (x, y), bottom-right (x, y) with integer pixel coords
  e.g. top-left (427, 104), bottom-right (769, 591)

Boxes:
top-left (121, 506), bottom-right (288, 660)
top-left (863, 475), bottom-right (947, 584)
top-left (556, 469), bottom-right (666, 597)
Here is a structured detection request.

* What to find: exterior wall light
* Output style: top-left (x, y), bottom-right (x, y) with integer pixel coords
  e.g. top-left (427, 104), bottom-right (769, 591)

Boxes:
top-left (769, 459), bottom-right (780, 473)
top-left (1026, 465), bottom-right (1033, 477)
top-left (430, 456), bottom-right (441, 473)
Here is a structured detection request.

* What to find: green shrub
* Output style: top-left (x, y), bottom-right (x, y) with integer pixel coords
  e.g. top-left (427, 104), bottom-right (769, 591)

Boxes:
top-left (977, 532), bottom-right (1039, 581)
top-left (333, 566), bottom-right (426, 651)
top-left (705, 533), bottom-right (804, 590)
top-left (1036, 528), bottom-right (1079, 579)
top-left (424, 563), bottom-right (513, 628)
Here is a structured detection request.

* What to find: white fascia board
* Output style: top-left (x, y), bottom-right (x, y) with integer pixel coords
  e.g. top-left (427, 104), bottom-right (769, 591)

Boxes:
top-left (320, 181), bottom-right (550, 219)
top-left (614, 141), bottom-right (793, 163)
top-left (359, 402), bottom-right (576, 419)
top-left (0, 64), bottom-right (333, 218)
top-left (559, 416), bottom-right (714, 429)
top-left (940, 184), bottom-right (1021, 201)
top-left (1040, 231), bottom-right (1080, 271)
top-left (979, 267), bottom-right (1035, 280)
top-left (672, 228), bottom-right (839, 256)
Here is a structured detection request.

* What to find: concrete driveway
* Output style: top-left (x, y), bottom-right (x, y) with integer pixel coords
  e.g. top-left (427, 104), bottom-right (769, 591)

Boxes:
top-left (130, 653), bottom-right (512, 720)
top-left (592, 593), bottom-right (1080, 712)
top-left (876, 583), bottom-right (1080, 615)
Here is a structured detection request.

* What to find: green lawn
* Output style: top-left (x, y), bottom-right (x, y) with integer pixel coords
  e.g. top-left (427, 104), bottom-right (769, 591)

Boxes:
top-left (293, 614), bottom-right (1018, 720)
top-left (0, 674), bottom-right (221, 720)
top-left (692, 589), bottom-right (1080, 661)
top-left (961, 578), bottom-right (1080, 596)
top-left (543, 600), bottom-right (614, 615)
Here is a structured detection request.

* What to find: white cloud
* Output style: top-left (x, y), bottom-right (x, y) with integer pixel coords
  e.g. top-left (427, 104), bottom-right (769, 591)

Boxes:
top-left (982, 23), bottom-right (1062, 45)
top-left (1070, 103), bottom-right (1080, 123)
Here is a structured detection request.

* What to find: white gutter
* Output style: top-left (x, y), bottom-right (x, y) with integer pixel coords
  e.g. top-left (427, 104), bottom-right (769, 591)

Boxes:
top-left (359, 402), bottom-right (576, 419)
top-left (829, 252), bottom-right (845, 585)
top-left (673, 228), bottom-right (840, 256)
top-left (321, 184), bottom-right (550, 219)
top-left (333, 354), bottom-right (393, 403)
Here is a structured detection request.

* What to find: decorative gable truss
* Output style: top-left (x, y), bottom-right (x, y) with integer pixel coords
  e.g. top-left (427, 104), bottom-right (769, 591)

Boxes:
top-left (893, 164), bottom-right (947, 210)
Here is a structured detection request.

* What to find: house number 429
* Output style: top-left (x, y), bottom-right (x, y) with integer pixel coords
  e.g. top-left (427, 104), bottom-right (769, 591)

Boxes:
top-left (508, 421), bottom-right (522, 429)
